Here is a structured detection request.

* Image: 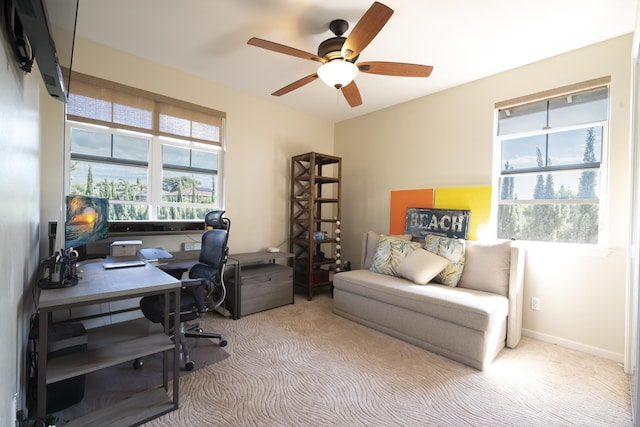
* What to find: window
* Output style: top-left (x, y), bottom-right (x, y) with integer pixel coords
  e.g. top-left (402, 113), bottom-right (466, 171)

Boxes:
top-left (495, 78), bottom-right (610, 244)
top-left (64, 71), bottom-right (225, 221)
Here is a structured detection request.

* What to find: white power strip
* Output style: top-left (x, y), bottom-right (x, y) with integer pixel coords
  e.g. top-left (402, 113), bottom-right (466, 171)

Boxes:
top-left (183, 242), bottom-right (202, 251)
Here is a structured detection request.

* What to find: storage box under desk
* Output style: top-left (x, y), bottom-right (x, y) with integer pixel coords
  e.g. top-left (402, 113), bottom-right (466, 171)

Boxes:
top-left (225, 263), bottom-right (293, 318)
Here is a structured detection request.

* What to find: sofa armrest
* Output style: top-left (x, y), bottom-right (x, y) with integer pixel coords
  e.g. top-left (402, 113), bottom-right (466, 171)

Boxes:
top-left (506, 245), bottom-right (525, 348)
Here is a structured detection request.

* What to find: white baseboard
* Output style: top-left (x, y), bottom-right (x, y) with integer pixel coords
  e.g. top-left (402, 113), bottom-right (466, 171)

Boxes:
top-left (522, 328), bottom-right (624, 364)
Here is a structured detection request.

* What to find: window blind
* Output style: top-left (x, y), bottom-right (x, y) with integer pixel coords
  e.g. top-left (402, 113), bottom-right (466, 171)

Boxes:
top-left (64, 70), bottom-right (225, 147)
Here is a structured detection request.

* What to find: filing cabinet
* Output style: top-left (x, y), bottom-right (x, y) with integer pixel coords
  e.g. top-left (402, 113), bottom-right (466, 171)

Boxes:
top-left (224, 252), bottom-right (295, 318)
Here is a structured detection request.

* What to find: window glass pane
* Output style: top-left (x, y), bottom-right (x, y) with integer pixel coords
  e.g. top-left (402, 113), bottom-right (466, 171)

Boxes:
top-left (192, 122), bottom-right (220, 142)
top-left (157, 206), bottom-right (211, 220)
top-left (548, 87), bottom-right (608, 128)
top-left (113, 104), bottom-right (153, 129)
top-left (498, 101), bottom-right (547, 135)
top-left (70, 128), bottom-right (112, 157)
top-left (113, 135), bottom-right (149, 162)
top-left (160, 114), bottom-right (191, 137)
top-left (548, 127), bottom-right (601, 167)
top-left (498, 203), bottom-right (598, 244)
top-left (67, 94), bottom-right (112, 122)
top-left (191, 149), bottom-right (218, 170)
top-left (110, 204), bottom-right (150, 221)
top-left (496, 83), bottom-right (608, 244)
top-left (69, 160), bottom-right (148, 202)
top-left (501, 135), bottom-right (547, 171)
top-left (499, 170), bottom-right (600, 201)
top-left (163, 145), bottom-right (190, 167)
top-left (162, 170), bottom-right (217, 204)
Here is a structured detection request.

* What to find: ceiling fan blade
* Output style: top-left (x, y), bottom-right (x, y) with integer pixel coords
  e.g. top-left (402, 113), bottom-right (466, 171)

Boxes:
top-left (358, 61), bottom-right (433, 77)
top-left (341, 81), bottom-right (362, 107)
top-left (248, 37), bottom-right (325, 63)
top-left (341, 2), bottom-right (394, 60)
top-left (271, 73), bottom-right (319, 97)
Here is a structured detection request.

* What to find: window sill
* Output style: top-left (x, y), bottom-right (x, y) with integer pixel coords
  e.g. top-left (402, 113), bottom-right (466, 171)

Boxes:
top-left (515, 240), bottom-right (614, 257)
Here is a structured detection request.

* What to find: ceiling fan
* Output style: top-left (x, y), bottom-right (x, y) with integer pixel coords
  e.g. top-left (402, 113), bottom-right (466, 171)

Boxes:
top-left (247, 1), bottom-right (433, 108)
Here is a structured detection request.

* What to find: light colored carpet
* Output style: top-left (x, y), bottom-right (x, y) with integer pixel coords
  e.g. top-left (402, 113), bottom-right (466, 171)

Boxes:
top-left (142, 292), bottom-right (632, 427)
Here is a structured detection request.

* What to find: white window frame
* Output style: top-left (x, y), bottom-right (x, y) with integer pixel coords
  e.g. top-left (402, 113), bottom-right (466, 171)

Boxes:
top-left (492, 78), bottom-right (611, 246)
top-left (64, 121), bottom-right (225, 221)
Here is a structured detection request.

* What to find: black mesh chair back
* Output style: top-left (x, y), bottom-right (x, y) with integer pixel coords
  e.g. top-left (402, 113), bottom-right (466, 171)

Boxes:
top-left (138, 210), bottom-right (230, 371)
top-left (186, 228), bottom-right (229, 315)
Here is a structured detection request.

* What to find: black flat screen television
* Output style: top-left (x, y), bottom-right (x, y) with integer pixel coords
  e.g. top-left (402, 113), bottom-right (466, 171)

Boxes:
top-left (64, 195), bottom-right (109, 250)
top-left (11, 0), bottom-right (78, 102)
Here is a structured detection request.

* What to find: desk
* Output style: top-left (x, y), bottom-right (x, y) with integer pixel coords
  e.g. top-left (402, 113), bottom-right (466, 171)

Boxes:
top-left (37, 259), bottom-right (181, 425)
top-left (148, 250), bottom-right (295, 319)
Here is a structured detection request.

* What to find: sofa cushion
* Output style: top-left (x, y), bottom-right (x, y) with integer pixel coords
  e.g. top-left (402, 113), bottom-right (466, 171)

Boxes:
top-left (424, 234), bottom-right (466, 287)
top-left (370, 235), bottom-right (422, 277)
top-left (458, 240), bottom-right (512, 297)
top-left (363, 231), bottom-right (413, 270)
top-left (333, 269), bottom-right (509, 332)
top-left (397, 249), bottom-right (450, 285)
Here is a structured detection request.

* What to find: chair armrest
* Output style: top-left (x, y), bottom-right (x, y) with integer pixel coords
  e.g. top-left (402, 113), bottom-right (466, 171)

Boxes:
top-left (180, 278), bottom-right (210, 314)
top-left (180, 277), bottom-right (209, 288)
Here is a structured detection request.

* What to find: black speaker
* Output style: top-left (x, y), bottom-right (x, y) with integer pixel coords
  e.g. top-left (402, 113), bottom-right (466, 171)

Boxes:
top-left (46, 323), bottom-right (87, 413)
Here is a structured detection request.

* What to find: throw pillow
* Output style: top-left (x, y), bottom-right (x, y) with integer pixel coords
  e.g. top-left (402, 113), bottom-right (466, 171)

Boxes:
top-left (363, 231), bottom-right (413, 270)
top-left (369, 235), bottom-right (422, 277)
top-left (423, 234), bottom-right (466, 287)
top-left (397, 249), bottom-right (450, 285)
top-left (458, 240), bottom-right (512, 296)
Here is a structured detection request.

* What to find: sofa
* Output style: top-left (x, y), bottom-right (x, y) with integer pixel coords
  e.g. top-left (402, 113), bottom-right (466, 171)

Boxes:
top-left (332, 231), bottom-right (525, 370)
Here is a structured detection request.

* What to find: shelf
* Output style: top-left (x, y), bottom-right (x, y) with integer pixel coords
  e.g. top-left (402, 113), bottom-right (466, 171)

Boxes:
top-left (47, 332), bottom-right (173, 384)
top-left (293, 197), bottom-right (339, 203)
top-left (293, 175), bottom-right (340, 184)
top-left (36, 263), bottom-right (180, 423)
top-left (292, 238), bottom-right (337, 244)
top-left (295, 256), bottom-right (337, 266)
top-left (64, 387), bottom-right (175, 427)
top-left (290, 152), bottom-right (341, 300)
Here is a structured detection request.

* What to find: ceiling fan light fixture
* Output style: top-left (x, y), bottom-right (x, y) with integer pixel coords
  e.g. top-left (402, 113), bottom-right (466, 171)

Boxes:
top-left (317, 60), bottom-right (359, 89)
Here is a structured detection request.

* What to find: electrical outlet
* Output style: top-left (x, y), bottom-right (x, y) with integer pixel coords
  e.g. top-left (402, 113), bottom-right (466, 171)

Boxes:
top-left (531, 297), bottom-right (541, 311)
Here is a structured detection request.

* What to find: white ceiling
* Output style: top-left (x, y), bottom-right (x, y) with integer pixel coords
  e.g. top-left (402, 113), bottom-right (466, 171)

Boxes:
top-left (47, 0), bottom-right (637, 123)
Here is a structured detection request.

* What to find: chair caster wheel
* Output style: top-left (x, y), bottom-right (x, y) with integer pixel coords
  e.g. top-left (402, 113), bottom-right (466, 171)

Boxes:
top-left (133, 359), bottom-right (144, 370)
top-left (196, 327), bottom-right (203, 333)
top-left (184, 361), bottom-right (195, 371)
top-left (220, 339), bottom-right (228, 347)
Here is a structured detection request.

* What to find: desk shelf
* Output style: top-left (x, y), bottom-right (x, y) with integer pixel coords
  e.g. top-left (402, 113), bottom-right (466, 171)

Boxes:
top-left (64, 387), bottom-right (175, 427)
top-left (47, 322), bottom-right (173, 384)
top-left (37, 261), bottom-right (181, 425)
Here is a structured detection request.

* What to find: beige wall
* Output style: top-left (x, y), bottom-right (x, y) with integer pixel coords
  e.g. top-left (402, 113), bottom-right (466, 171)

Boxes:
top-left (40, 36), bottom-right (335, 258)
top-left (335, 34), bottom-right (634, 360)
top-left (0, 25), bottom-right (41, 423)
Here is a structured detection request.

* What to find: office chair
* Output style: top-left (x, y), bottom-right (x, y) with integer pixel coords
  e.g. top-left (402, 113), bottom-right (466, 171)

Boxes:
top-left (138, 210), bottom-right (230, 371)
